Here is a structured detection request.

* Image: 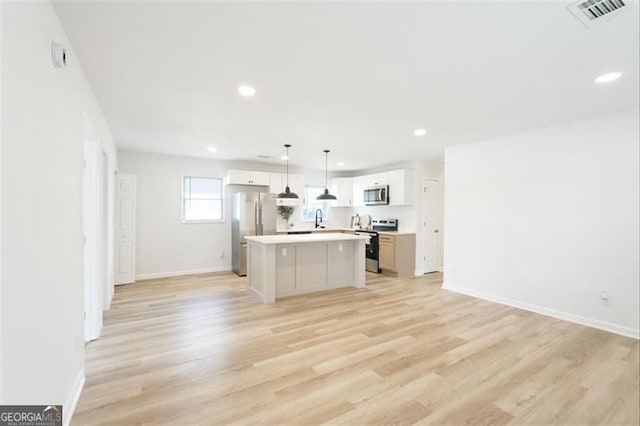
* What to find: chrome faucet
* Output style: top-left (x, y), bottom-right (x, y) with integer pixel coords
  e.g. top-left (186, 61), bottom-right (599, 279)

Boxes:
top-left (315, 209), bottom-right (325, 229)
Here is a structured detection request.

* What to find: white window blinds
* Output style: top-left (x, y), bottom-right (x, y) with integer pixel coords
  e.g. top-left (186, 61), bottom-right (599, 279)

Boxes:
top-left (182, 176), bottom-right (224, 222)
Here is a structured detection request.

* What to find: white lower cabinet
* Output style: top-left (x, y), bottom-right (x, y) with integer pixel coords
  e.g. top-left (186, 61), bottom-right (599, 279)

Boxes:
top-left (295, 244), bottom-right (328, 290)
top-left (275, 244), bottom-right (296, 295)
top-left (260, 240), bottom-right (365, 300)
top-left (328, 242), bottom-right (354, 286)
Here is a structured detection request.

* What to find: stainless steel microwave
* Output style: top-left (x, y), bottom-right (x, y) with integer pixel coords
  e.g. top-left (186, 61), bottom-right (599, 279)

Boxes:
top-left (364, 185), bottom-right (389, 206)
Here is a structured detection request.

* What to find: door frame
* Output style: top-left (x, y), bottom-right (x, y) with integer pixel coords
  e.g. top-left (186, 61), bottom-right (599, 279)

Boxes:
top-left (83, 116), bottom-right (105, 341)
top-left (422, 178), bottom-right (442, 274)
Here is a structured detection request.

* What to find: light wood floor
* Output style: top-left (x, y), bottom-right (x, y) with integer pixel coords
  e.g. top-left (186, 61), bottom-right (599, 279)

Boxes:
top-left (73, 272), bottom-right (639, 425)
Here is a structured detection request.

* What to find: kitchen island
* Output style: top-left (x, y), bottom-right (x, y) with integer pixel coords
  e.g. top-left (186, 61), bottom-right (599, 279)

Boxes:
top-left (245, 233), bottom-right (368, 303)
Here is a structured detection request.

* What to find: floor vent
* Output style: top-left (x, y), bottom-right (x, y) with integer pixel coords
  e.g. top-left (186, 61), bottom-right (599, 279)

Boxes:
top-left (569, 0), bottom-right (627, 28)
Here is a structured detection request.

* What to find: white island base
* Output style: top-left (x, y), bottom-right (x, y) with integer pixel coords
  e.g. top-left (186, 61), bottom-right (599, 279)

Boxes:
top-left (245, 233), bottom-right (367, 303)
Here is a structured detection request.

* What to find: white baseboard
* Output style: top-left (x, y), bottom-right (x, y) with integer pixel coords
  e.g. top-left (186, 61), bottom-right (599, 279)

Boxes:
top-left (414, 267), bottom-right (445, 276)
top-left (63, 369), bottom-right (85, 426)
top-left (104, 282), bottom-right (114, 310)
top-left (135, 266), bottom-right (231, 281)
top-left (442, 283), bottom-right (639, 340)
top-left (417, 270), bottom-right (443, 276)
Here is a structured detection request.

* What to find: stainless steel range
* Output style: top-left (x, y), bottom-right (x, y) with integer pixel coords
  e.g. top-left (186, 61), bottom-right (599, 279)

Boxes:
top-left (354, 218), bottom-right (398, 273)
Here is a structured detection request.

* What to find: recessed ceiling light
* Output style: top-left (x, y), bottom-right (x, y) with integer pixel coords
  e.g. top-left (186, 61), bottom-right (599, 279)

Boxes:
top-left (207, 147), bottom-right (218, 153)
top-left (237, 85), bottom-right (256, 97)
top-left (414, 128), bottom-right (427, 136)
top-left (594, 72), bottom-right (622, 83)
top-left (280, 156), bottom-right (289, 161)
top-left (337, 162), bottom-right (345, 166)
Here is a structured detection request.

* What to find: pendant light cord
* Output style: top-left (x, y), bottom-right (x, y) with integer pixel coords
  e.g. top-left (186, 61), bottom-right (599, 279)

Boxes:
top-left (325, 151), bottom-right (328, 187)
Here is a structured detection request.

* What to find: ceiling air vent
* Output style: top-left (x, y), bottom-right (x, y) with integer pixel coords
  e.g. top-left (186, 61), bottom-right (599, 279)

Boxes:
top-left (568, 0), bottom-right (627, 28)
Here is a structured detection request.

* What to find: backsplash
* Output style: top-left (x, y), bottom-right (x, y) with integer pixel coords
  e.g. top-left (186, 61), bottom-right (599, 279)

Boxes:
top-left (276, 205), bottom-right (352, 232)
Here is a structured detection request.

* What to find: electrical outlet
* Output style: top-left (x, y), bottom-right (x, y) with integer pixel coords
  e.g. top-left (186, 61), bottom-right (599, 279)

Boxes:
top-left (220, 251), bottom-right (225, 258)
top-left (600, 290), bottom-right (609, 302)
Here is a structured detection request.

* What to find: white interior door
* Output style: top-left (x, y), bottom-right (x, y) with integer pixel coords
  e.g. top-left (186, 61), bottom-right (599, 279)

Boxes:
top-left (423, 179), bottom-right (441, 273)
top-left (115, 174), bottom-right (136, 285)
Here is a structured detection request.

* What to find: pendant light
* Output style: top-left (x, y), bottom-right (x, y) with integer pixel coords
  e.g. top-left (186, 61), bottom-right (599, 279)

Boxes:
top-left (276, 144), bottom-right (299, 199)
top-left (317, 149), bottom-right (337, 200)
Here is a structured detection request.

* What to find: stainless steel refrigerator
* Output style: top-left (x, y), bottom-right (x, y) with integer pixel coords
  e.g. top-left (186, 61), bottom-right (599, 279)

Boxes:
top-left (232, 192), bottom-right (277, 276)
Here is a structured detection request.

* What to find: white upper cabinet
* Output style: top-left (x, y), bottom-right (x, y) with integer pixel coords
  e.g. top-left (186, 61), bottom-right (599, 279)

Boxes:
top-left (352, 173), bottom-right (388, 207)
top-left (352, 176), bottom-right (367, 207)
top-left (228, 168), bottom-right (411, 207)
top-left (349, 169), bottom-right (413, 207)
top-left (226, 170), bottom-right (270, 186)
top-left (359, 172), bottom-right (389, 188)
top-left (388, 169), bottom-right (413, 206)
top-left (330, 177), bottom-right (354, 207)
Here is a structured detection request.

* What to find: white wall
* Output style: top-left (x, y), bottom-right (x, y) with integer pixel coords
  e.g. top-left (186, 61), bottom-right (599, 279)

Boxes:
top-left (117, 150), bottom-right (344, 279)
top-left (118, 151), bottom-right (230, 279)
top-left (443, 109), bottom-right (639, 338)
top-left (1, 2), bottom-right (117, 421)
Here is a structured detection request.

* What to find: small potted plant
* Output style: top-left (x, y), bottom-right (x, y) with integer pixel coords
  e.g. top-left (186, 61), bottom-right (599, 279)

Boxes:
top-left (277, 205), bottom-right (295, 230)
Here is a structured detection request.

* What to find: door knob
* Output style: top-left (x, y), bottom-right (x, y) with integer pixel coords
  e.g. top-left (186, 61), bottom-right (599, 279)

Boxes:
top-left (434, 229), bottom-right (439, 233)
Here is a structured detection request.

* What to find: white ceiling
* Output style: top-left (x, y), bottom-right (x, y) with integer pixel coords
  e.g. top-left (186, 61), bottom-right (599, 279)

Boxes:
top-left (54, 1), bottom-right (639, 172)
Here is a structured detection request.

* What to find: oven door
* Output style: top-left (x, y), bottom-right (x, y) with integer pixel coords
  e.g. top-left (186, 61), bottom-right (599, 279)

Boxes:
top-left (365, 234), bottom-right (378, 260)
top-left (355, 231), bottom-right (380, 273)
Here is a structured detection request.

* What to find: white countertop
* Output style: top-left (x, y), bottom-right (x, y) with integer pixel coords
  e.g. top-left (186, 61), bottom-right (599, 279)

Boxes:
top-left (277, 227), bottom-right (354, 234)
top-left (276, 228), bottom-right (416, 236)
top-left (246, 232), bottom-right (368, 244)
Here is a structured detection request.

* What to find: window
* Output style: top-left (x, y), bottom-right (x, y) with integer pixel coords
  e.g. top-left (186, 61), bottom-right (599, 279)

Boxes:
top-left (301, 184), bottom-right (330, 221)
top-left (182, 176), bottom-right (224, 223)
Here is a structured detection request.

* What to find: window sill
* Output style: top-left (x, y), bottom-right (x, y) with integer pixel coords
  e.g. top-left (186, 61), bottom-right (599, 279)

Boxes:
top-left (181, 219), bottom-right (225, 224)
